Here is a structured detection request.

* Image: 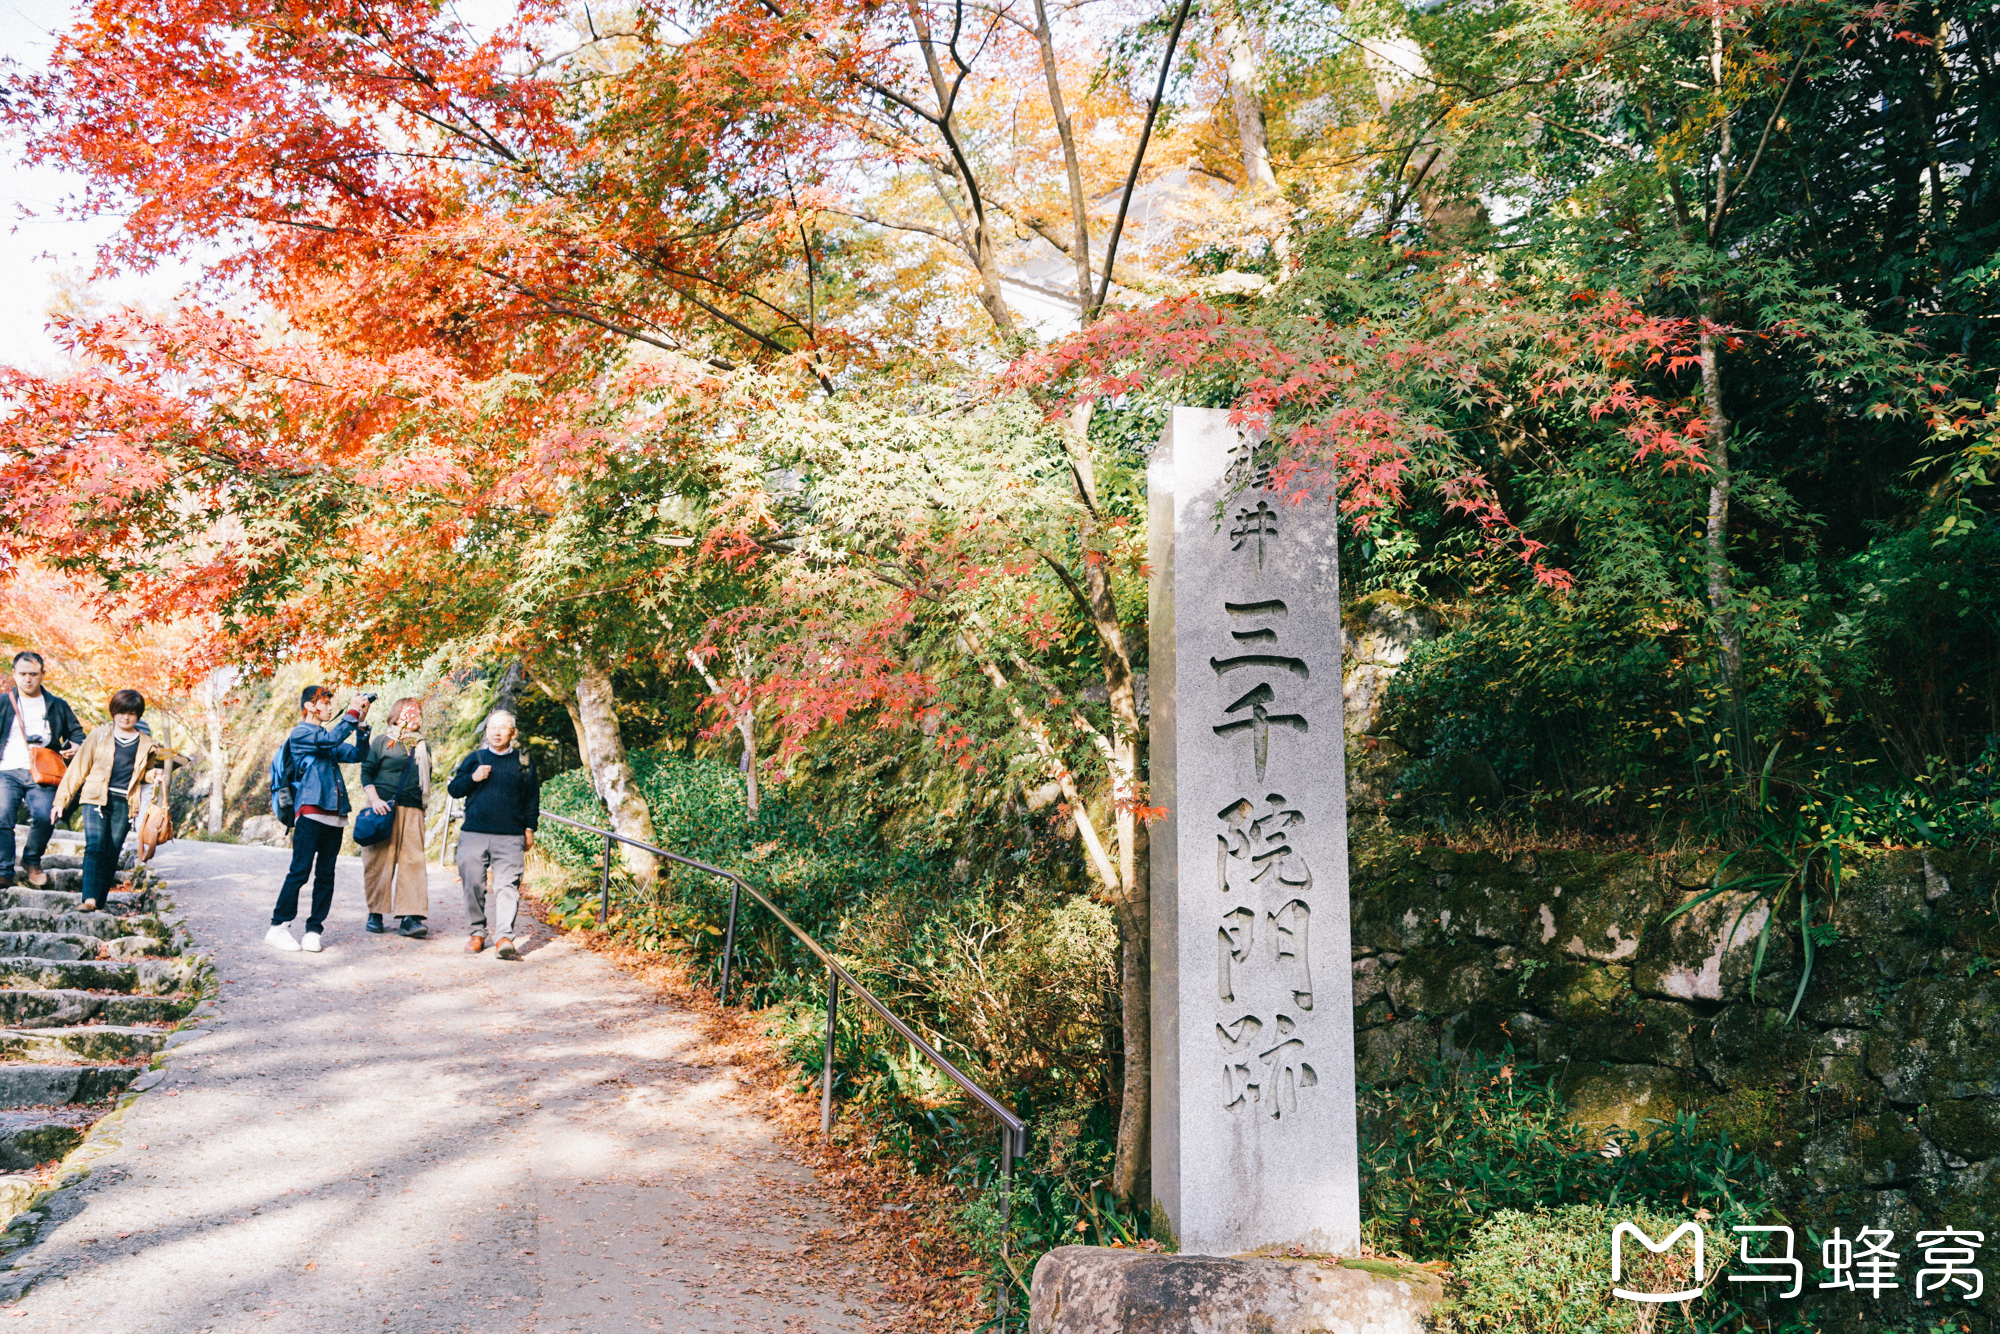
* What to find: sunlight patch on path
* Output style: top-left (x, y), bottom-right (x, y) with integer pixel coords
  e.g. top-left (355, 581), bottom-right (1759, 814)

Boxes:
top-left (1, 841), bottom-right (889, 1333)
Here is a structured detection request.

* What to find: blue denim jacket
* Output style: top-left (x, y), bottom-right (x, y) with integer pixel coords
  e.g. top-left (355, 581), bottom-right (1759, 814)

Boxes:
top-left (284, 715), bottom-right (369, 816)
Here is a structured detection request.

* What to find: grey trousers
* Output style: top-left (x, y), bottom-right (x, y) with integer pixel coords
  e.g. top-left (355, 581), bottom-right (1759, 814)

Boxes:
top-left (455, 831), bottom-right (525, 940)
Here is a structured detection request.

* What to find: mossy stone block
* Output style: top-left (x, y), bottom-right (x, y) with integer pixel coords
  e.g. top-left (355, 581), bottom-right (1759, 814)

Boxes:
top-left (1355, 998), bottom-right (1396, 1030)
top-left (1829, 851), bottom-right (1936, 939)
top-left (1801, 1111), bottom-right (1941, 1191)
top-left (1451, 866), bottom-right (1548, 947)
top-left (1867, 974), bottom-right (2000, 1101)
top-left (1631, 888), bottom-right (1789, 1002)
top-left (1567, 998), bottom-right (1697, 1069)
top-left (1693, 1003), bottom-right (1797, 1090)
top-left (1352, 954), bottom-right (1391, 1006)
top-left (1440, 1005), bottom-right (1562, 1065)
top-left (1560, 1063), bottom-right (1690, 1138)
top-left (1925, 1099), bottom-right (2000, 1163)
top-left (1700, 1086), bottom-right (1787, 1146)
top-left (1528, 962), bottom-right (1628, 1024)
top-left (1545, 862), bottom-right (1656, 964)
top-left (1384, 943), bottom-right (1494, 1016)
top-left (1357, 1019), bottom-right (1435, 1086)
top-left (1803, 1026), bottom-right (1869, 1091)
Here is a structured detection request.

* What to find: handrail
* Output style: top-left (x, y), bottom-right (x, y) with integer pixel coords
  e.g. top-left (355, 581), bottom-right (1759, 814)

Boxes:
top-left (538, 810), bottom-right (1029, 1325)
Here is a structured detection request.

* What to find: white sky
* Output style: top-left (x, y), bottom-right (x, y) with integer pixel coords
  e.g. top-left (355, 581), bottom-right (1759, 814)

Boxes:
top-left (0, 0), bottom-right (208, 371)
top-left (0, 0), bottom-right (521, 374)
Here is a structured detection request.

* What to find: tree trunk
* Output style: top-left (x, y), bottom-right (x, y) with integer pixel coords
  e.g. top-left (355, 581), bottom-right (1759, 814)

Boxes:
top-left (687, 650), bottom-right (761, 820)
top-left (1061, 403), bottom-right (1150, 1206)
top-left (1218, 0), bottom-right (1276, 191)
top-left (900, 0), bottom-right (1018, 337)
top-left (204, 672), bottom-right (227, 834)
top-left (1699, 318), bottom-right (1741, 699)
top-left (970, 212), bottom-right (1019, 336)
top-left (1031, 0), bottom-right (1096, 308)
top-left (573, 660), bottom-right (659, 885)
top-left (738, 708), bottom-right (761, 818)
top-left (494, 659), bottom-right (527, 716)
top-left (1356, 15), bottom-right (1486, 236)
top-left (563, 696), bottom-right (593, 777)
top-left (1701, 16), bottom-right (1741, 705)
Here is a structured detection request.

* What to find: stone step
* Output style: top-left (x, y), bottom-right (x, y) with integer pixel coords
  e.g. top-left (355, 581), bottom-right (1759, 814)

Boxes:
top-left (0, 910), bottom-right (164, 942)
top-left (0, 1026), bottom-right (166, 1064)
top-left (103, 935), bottom-right (170, 959)
top-left (32, 868), bottom-right (136, 894)
top-left (0, 989), bottom-right (187, 1029)
top-left (0, 888), bottom-right (148, 917)
top-left (0, 1110), bottom-right (93, 1171)
top-left (0, 957), bottom-right (187, 995)
top-left (32, 856), bottom-right (82, 873)
top-left (0, 1064), bottom-right (137, 1109)
top-left (0, 934), bottom-right (101, 962)
top-left (96, 995), bottom-right (186, 1025)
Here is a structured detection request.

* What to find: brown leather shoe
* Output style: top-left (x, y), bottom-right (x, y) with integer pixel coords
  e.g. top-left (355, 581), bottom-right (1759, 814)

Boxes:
top-left (495, 938), bottom-right (520, 961)
top-left (464, 935), bottom-right (485, 953)
top-left (24, 867), bottom-right (46, 888)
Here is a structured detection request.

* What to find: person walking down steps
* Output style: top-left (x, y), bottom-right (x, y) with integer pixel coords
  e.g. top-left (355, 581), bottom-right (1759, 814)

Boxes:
top-left (0, 651), bottom-right (87, 889)
top-left (268, 686), bottom-right (373, 953)
top-left (448, 709), bottom-right (540, 961)
top-left (360, 697), bottom-right (431, 939)
top-left (52, 689), bottom-right (167, 912)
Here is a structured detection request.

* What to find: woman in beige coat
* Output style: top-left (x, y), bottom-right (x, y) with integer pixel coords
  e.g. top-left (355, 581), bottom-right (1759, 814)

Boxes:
top-left (52, 690), bottom-right (165, 912)
top-left (360, 697), bottom-right (432, 938)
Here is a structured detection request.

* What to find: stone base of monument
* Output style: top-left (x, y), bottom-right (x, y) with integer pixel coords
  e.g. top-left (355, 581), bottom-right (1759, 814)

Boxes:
top-left (1028, 1245), bottom-right (1442, 1334)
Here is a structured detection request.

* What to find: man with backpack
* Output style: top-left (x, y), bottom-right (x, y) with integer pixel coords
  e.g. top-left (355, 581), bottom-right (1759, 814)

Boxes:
top-left (0, 652), bottom-right (88, 889)
top-left (266, 686), bottom-right (372, 953)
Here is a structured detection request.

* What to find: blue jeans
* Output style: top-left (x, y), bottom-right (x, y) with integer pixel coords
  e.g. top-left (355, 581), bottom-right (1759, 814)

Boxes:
top-left (79, 797), bottom-right (130, 905)
top-left (272, 820), bottom-right (343, 933)
top-left (0, 770), bottom-right (56, 882)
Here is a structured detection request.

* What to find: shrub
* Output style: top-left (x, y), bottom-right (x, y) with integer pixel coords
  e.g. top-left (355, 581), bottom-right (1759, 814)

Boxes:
top-left (1433, 1205), bottom-right (1736, 1334)
top-left (534, 750), bottom-right (940, 1005)
top-left (1361, 1053), bottom-right (1773, 1262)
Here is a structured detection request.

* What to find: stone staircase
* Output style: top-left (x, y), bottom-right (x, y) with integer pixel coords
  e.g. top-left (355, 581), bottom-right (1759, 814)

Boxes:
top-left (0, 830), bottom-right (204, 1177)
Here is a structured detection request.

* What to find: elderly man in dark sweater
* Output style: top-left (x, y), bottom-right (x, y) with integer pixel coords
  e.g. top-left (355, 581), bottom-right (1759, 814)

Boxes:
top-left (447, 709), bottom-right (541, 960)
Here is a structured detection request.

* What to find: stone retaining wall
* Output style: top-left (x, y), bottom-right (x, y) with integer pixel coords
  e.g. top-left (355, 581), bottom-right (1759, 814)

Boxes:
top-left (1350, 836), bottom-right (2000, 1326)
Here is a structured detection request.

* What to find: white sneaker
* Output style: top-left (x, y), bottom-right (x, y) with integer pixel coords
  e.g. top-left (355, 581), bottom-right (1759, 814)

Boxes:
top-left (300, 932), bottom-right (323, 953)
top-left (266, 924), bottom-right (301, 952)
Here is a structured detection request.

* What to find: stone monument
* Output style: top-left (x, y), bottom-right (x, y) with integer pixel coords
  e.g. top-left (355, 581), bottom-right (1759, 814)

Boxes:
top-left (1147, 405), bottom-right (1361, 1257)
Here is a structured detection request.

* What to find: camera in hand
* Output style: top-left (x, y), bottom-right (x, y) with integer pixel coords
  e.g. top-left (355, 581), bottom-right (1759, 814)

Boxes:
top-left (360, 692), bottom-right (378, 703)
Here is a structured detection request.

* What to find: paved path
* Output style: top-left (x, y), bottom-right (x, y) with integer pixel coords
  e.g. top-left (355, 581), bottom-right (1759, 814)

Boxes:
top-left (1, 840), bottom-right (889, 1333)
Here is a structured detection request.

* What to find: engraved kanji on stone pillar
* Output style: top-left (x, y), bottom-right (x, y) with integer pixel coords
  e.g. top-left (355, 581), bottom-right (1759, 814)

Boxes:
top-left (1151, 405), bottom-right (1357, 1257)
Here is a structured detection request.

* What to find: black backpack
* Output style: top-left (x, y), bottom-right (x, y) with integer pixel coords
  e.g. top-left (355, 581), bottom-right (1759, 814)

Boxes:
top-left (268, 737), bottom-right (302, 828)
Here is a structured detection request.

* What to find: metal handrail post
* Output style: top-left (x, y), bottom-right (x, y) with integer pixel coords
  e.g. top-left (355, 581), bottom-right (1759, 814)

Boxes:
top-left (719, 882), bottom-right (741, 1005)
top-left (599, 833), bottom-right (612, 928)
top-left (999, 1122), bottom-right (1017, 1330)
top-left (820, 964), bottom-right (838, 1137)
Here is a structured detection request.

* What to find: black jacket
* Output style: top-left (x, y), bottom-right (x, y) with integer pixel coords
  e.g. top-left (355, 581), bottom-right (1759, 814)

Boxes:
top-left (447, 747), bottom-right (540, 836)
top-left (362, 736), bottom-right (429, 809)
top-left (0, 689), bottom-right (87, 766)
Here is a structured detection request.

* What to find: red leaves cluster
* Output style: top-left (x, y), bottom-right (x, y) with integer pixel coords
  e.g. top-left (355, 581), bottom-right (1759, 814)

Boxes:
top-left (1003, 279), bottom-right (1721, 589)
